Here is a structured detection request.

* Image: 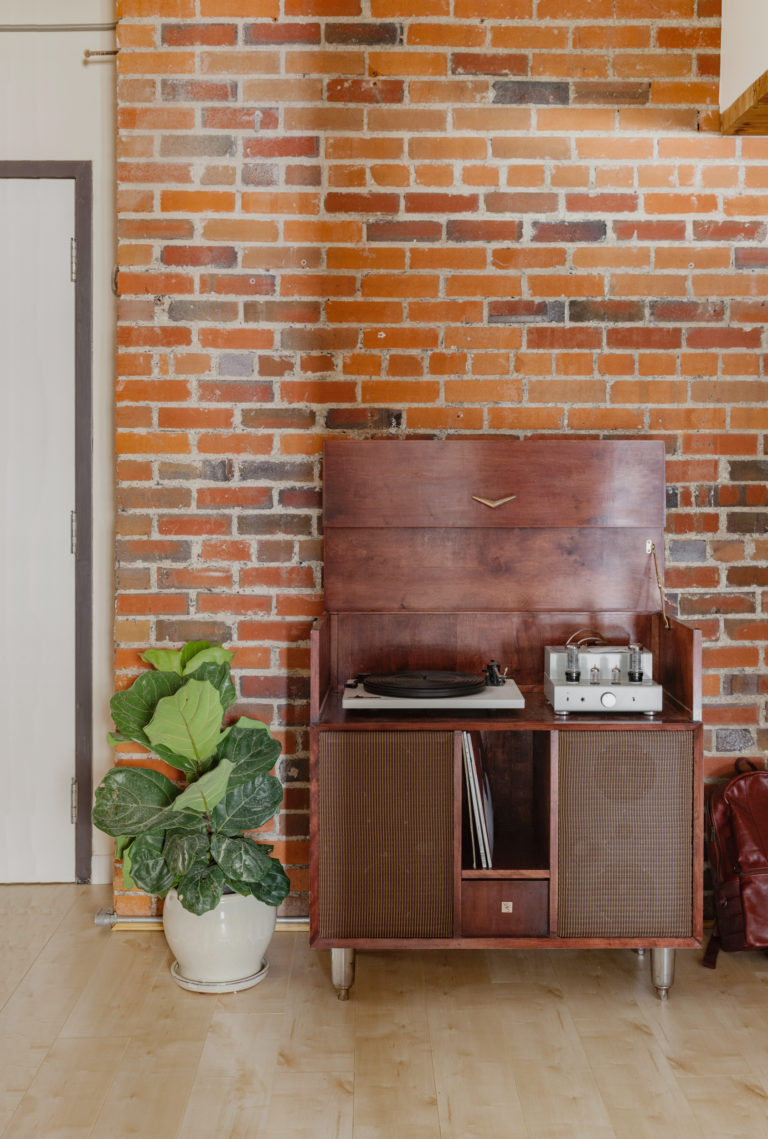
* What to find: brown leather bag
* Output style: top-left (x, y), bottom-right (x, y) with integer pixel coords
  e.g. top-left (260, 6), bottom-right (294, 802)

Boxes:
top-left (704, 768), bottom-right (768, 968)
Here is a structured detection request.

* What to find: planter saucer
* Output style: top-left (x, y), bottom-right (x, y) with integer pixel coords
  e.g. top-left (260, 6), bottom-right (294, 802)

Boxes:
top-left (170, 957), bottom-right (270, 994)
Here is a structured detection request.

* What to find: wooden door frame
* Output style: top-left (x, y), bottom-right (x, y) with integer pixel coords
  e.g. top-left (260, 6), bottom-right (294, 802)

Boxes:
top-left (0, 161), bottom-right (93, 881)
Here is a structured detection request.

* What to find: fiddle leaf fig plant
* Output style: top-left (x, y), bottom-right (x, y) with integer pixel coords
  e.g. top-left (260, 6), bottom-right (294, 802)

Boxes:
top-left (93, 641), bottom-right (290, 915)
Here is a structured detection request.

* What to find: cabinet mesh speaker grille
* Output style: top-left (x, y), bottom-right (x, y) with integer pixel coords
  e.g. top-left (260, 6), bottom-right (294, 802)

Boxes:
top-left (558, 731), bottom-right (694, 939)
top-left (317, 731), bottom-right (454, 940)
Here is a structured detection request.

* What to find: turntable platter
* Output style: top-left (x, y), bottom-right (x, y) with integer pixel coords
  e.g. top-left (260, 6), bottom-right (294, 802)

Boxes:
top-left (363, 670), bottom-right (487, 699)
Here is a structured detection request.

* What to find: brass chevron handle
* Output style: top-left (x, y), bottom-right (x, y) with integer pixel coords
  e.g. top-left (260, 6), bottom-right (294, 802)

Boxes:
top-left (472, 494), bottom-right (516, 509)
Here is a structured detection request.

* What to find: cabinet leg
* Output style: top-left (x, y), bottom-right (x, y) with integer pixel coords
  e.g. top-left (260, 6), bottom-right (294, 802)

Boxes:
top-left (331, 948), bottom-right (356, 1001)
top-left (650, 948), bottom-right (675, 1001)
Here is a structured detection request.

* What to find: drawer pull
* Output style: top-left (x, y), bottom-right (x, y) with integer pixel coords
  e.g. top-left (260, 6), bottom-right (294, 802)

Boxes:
top-left (501, 901), bottom-right (514, 913)
top-left (472, 494), bottom-right (516, 509)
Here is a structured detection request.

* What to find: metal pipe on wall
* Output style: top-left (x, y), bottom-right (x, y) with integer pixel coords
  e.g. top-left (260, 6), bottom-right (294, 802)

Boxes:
top-left (94, 909), bottom-right (309, 930)
top-left (0, 24), bottom-right (117, 32)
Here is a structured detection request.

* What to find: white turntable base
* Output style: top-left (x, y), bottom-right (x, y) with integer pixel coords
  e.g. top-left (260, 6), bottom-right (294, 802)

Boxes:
top-left (342, 678), bottom-right (525, 710)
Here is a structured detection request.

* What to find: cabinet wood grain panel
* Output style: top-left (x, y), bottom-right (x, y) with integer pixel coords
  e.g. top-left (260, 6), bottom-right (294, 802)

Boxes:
top-left (461, 880), bottom-right (549, 937)
top-left (323, 439), bottom-right (665, 530)
top-left (324, 528), bottom-right (662, 613)
top-left (330, 611), bottom-right (657, 688)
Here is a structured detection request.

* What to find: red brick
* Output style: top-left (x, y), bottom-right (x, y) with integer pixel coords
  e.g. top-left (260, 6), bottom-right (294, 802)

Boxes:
top-left (405, 192), bottom-right (479, 213)
top-left (244, 21), bottom-right (321, 43)
top-left (158, 515), bottom-right (231, 536)
top-left (162, 246), bottom-right (237, 267)
top-left (486, 192), bottom-right (558, 213)
top-left (201, 540), bottom-right (253, 562)
top-left (119, 50), bottom-right (196, 75)
top-left (703, 705), bottom-right (760, 726)
top-left (325, 192), bottom-right (399, 213)
top-left (613, 220), bottom-right (686, 241)
top-left (447, 220), bottom-right (522, 242)
top-left (162, 23), bottom-right (237, 46)
top-left (197, 488), bottom-right (272, 509)
top-left (160, 190), bottom-right (236, 213)
top-left (200, 274), bottom-right (275, 296)
top-left (116, 593), bottom-right (189, 615)
top-left (527, 328), bottom-right (601, 350)
top-left (566, 193), bottom-right (638, 213)
top-left (453, 53), bottom-right (527, 75)
top-left (118, 271), bottom-right (194, 296)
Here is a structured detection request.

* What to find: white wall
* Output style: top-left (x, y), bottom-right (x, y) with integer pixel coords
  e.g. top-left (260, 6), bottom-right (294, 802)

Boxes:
top-left (0, 0), bottom-right (116, 884)
top-left (720, 0), bottom-right (768, 111)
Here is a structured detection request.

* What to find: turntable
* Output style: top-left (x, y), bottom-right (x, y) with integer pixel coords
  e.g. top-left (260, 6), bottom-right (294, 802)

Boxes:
top-left (342, 664), bottom-right (525, 710)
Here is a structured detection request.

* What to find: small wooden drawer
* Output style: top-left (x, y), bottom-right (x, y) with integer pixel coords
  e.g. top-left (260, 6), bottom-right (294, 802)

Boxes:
top-left (461, 879), bottom-right (549, 938)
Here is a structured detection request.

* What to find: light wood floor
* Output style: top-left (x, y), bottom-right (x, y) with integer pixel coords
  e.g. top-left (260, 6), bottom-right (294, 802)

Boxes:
top-left (2, 885), bottom-right (768, 1139)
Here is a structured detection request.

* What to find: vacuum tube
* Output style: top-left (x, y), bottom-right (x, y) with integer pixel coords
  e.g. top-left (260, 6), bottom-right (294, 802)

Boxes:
top-left (565, 644), bottom-right (580, 683)
top-left (628, 643), bottom-right (643, 683)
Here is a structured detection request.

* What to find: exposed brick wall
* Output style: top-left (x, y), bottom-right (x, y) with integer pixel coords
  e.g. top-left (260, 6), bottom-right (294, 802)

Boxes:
top-left (114, 0), bottom-right (768, 916)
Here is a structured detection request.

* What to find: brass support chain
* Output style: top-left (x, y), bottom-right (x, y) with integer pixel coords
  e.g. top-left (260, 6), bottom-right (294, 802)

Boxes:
top-left (648, 541), bottom-right (670, 628)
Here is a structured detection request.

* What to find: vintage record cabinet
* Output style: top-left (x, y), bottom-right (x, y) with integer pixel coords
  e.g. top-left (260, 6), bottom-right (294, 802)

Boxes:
top-left (309, 439), bottom-right (703, 999)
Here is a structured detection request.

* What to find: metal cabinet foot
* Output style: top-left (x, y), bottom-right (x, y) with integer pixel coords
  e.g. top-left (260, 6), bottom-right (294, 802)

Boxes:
top-left (331, 948), bottom-right (356, 1000)
top-left (651, 948), bottom-right (675, 1000)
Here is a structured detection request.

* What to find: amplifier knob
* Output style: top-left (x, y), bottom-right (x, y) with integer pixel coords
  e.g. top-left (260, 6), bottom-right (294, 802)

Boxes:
top-left (601, 691), bottom-right (617, 708)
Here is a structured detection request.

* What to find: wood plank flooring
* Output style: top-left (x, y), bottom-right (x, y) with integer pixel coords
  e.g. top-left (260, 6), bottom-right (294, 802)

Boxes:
top-left (3, 885), bottom-right (768, 1138)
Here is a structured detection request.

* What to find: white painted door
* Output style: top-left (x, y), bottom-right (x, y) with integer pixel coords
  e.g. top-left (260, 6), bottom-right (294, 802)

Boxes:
top-left (0, 179), bottom-right (76, 881)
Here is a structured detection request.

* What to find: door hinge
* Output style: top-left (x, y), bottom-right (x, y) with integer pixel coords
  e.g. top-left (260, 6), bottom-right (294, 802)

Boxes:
top-left (71, 778), bottom-right (78, 824)
top-left (70, 237), bottom-right (77, 283)
top-left (70, 510), bottom-right (77, 555)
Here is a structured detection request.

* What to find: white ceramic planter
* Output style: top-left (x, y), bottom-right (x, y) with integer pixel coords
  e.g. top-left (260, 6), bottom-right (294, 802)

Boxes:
top-left (163, 888), bottom-right (276, 993)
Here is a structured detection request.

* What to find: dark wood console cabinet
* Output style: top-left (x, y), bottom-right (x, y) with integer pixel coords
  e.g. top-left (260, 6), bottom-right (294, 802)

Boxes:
top-left (310, 440), bottom-right (703, 1000)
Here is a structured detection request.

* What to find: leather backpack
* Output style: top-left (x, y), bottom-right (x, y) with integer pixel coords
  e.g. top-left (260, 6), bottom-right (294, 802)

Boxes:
top-left (704, 768), bottom-right (768, 968)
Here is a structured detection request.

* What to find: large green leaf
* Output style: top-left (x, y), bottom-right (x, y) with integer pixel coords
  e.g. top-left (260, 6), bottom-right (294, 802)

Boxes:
top-left (249, 859), bottom-right (290, 907)
top-left (171, 758), bottom-right (234, 815)
top-left (92, 767), bottom-right (178, 838)
top-left (139, 648), bottom-right (183, 674)
top-left (128, 831), bottom-right (175, 896)
top-left (120, 839), bottom-right (135, 888)
top-left (209, 772), bottom-right (283, 836)
top-left (145, 679), bottom-right (224, 765)
top-left (180, 640), bottom-right (214, 670)
top-left (175, 863), bottom-right (225, 916)
top-left (162, 806), bottom-right (209, 832)
top-left (191, 662), bottom-right (237, 712)
top-left (139, 641), bottom-right (227, 676)
top-left (163, 830), bottom-right (210, 877)
top-left (221, 876), bottom-right (252, 897)
top-left (211, 834), bottom-right (272, 883)
top-left (183, 645), bottom-right (235, 675)
top-left (110, 671), bottom-right (184, 744)
top-left (145, 741), bottom-right (199, 778)
top-left (218, 719), bottom-right (281, 785)
top-left (109, 733), bottom-right (198, 782)
top-left (229, 715), bottom-right (270, 736)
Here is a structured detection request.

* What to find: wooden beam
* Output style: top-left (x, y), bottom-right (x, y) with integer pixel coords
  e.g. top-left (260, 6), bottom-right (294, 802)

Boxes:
top-left (721, 67), bottom-right (768, 134)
